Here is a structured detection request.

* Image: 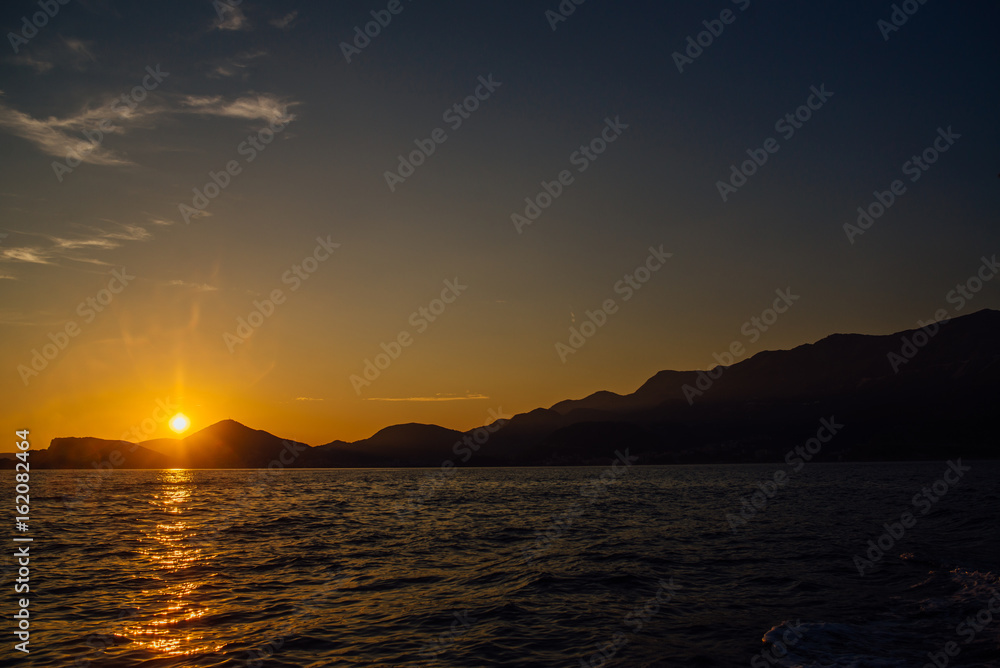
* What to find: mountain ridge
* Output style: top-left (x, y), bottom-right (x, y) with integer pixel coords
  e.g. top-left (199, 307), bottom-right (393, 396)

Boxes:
top-left (14, 309), bottom-right (1000, 469)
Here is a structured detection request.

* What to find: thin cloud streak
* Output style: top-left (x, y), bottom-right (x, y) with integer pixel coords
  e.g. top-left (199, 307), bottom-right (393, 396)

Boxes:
top-left (178, 94), bottom-right (297, 125)
top-left (0, 220), bottom-right (159, 266)
top-left (364, 394), bottom-right (491, 402)
top-left (207, 49), bottom-right (268, 79)
top-left (13, 54), bottom-right (54, 73)
top-left (270, 11), bottom-right (298, 29)
top-left (0, 99), bottom-right (132, 166)
top-left (0, 92), bottom-right (297, 166)
top-left (164, 280), bottom-right (218, 292)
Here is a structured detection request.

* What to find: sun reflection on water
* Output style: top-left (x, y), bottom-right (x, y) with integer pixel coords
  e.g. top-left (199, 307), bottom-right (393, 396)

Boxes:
top-left (127, 470), bottom-right (226, 656)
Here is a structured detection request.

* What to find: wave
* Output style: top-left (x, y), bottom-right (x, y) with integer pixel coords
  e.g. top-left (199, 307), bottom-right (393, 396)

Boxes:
top-left (758, 565), bottom-right (1000, 667)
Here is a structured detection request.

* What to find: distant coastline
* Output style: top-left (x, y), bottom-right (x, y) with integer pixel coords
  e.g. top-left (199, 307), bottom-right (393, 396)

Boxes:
top-left (8, 309), bottom-right (998, 470)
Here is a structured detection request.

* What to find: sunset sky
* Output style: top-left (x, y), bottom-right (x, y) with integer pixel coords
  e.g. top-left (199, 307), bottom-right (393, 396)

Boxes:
top-left (2, 0), bottom-right (998, 448)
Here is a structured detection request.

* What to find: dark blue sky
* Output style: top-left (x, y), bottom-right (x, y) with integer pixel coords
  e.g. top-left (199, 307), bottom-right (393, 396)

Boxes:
top-left (2, 0), bottom-right (998, 444)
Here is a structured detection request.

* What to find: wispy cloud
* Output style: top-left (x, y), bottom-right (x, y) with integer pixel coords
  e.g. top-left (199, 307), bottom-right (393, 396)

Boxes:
top-left (49, 238), bottom-right (120, 251)
top-left (164, 279), bottom-right (218, 292)
top-left (364, 394), bottom-right (490, 402)
top-left (270, 11), bottom-right (298, 30)
top-left (179, 93), bottom-right (297, 125)
top-left (213, 2), bottom-right (250, 31)
top-left (207, 49), bottom-right (268, 80)
top-left (0, 247), bottom-right (54, 265)
top-left (14, 54), bottom-right (54, 73)
top-left (0, 96), bottom-right (132, 166)
top-left (8, 37), bottom-right (96, 73)
top-left (182, 208), bottom-right (212, 222)
top-left (63, 38), bottom-right (97, 68)
top-left (0, 92), bottom-right (297, 167)
top-left (0, 220), bottom-right (158, 266)
top-left (0, 309), bottom-right (41, 325)
top-left (295, 396), bottom-right (324, 402)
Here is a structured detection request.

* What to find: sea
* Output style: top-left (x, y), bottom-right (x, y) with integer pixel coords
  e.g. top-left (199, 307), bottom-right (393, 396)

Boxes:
top-left (4, 461), bottom-right (999, 667)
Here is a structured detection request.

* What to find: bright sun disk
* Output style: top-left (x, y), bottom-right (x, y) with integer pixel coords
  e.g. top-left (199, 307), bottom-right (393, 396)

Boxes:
top-left (169, 413), bottom-right (190, 434)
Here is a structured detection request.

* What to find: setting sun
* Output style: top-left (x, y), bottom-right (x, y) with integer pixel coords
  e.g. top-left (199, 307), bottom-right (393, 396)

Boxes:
top-left (169, 413), bottom-right (191, 434)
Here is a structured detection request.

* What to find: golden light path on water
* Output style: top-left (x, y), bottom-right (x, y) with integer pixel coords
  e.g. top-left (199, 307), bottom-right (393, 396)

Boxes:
top-left (126, 469), bottom-right (221, 657)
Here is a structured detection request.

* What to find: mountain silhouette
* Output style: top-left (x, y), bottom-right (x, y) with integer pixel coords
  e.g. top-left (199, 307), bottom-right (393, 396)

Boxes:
top-left (32, 438), bottom-right (174, 469)
top-left (167, 419), bottom-right (312, 468)
top-left (16, 309), bottom-right (1000, 469)
top-left (312, 423), bottom-right (466, 466)
top-left (30, 419), bottom-right (311, 470)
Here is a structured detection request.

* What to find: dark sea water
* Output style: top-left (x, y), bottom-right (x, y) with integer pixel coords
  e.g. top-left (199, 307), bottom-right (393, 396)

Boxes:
top-left (4, 461), bottom-right (1000, 667)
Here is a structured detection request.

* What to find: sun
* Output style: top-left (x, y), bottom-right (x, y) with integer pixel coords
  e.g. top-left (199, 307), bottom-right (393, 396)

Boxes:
top-left (169, 413), bottom-right (191, 434)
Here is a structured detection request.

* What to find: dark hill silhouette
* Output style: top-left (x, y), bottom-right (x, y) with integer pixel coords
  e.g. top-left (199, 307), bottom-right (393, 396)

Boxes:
top-left (15, 309), bottom-right (1000, 469)
top-left (315, 423), bottom-right (465, 466)
top-left (33, 438), bottom-right (174, 469)
top-left (31, 420), bottom-right (312, 470)
top-left (553, 309), bottom-right (1000, 416)
top-left (171, 419), bottom-right (312, 468)
top-left (137, 437), bottom-right (183, 456)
